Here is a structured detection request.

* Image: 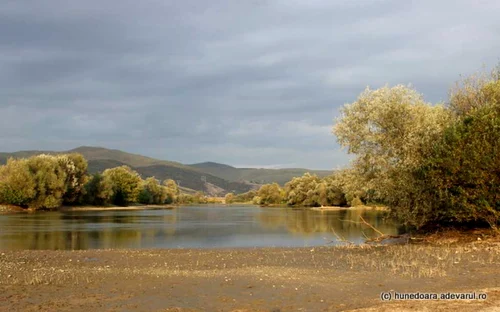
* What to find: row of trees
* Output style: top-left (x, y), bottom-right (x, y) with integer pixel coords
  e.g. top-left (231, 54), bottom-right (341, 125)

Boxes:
top-left (225, 172), bottom-right (352, 207)
top-left (0, 154), bottom-right (183, 209)
top-left (332, 67), bottom-right (500, 229)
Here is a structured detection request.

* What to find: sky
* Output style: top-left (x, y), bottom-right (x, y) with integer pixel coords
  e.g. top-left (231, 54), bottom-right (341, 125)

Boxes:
top-left (1, 0), bottom-right (499, 169)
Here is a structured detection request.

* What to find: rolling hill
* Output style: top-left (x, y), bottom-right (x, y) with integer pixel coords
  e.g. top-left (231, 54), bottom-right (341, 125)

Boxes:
top-left (0, 146), bottom-right (333, 195)
top-left (189, 162), bottom-right (332, 185)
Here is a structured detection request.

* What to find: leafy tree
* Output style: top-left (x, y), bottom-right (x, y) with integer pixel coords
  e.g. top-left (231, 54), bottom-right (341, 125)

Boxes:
top-left (102, 166), bottom-right (142, 206)
top-left (0, 158), bottom-right (36, 206)
top-left (192, 191), bottom-right (207, 204)
top-left (257, 183), bottom-right (283, 205)
top-left (25, 155), bottom-right (68, 209)
top-left (333, 85), bottom-right (451, 204)
top-left (163, 179), bottom-right (180, 204)
top-left (284, 173), bottom-right (321, 206)
top-left (138, 177), bottom-right (167, 205)
top-left (234, 190), bottom-right (256, 203)
top-left (408, 78), bottom-right (500, 228)
top-left (58, 153), bottom-right (88, 204)
top-left (225, 193), bottom-right (234, 204)
top-left (83, 173), bottom-right (114, 205)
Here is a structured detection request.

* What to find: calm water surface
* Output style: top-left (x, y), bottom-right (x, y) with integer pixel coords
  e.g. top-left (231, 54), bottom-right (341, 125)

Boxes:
top-left (0, 205), bottom-right (400, 250)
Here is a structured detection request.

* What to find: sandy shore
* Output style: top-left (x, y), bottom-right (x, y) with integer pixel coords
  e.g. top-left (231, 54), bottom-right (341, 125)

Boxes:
top-left (310, 205), bottom-right (389, 211)
top-left (1, 240), bottom-right (500, 311)
top-left (59, 204), bottom-right (176, 212)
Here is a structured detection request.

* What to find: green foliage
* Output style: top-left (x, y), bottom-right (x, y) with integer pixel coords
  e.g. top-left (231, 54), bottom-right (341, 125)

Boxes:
top-left (333, 68), bottom-right (500, 229)
top-left (284, 173), bottom-right (347, 207)
top-left (192, 191), bottom-right (207, 204)
top-left (350, 197), bottom-right (363, 207)
top-left (102, 166), bottom-right (142, 206)
top-left (407, 80), bottom-right (500, 228)
top-left (138, 177), bottom-right (167, 205)
top-left (174, 191), bottom-right (207, 205)
top-left (0, 153), bottom-right (91, 209)
top-left (58, 153), bottom-right (89, 204)
top-left (256, 183), bottom-right (283, 205)
top-left (233, 190), bottom-right (257, 203)
top-left (225, 193), bottom-right (234, 204)
top-left (83, 173), bottom-right (114, 206)
top-left (0, 158), bottom-right (36, 206)
top-left (163, 179), bottom-right (180, 204)
top-left (26, 155), bottom-right (68, 209)
top-left (252, 196), bottom-right (262, 205)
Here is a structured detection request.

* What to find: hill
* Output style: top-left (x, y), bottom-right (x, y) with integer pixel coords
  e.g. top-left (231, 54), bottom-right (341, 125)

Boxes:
top-left (0, 147), bottom-right (253, 195)
top-left (0, 146), bottom-right (332, 195)
top-left (189, 162), bottom-right (332, 185)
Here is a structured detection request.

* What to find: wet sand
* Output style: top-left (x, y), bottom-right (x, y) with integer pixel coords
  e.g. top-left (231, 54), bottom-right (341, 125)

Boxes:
top-left (1, 241), bottom-right (500, 311)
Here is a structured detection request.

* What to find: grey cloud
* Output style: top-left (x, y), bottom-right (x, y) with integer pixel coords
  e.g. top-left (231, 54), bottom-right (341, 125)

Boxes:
top-left (1, 0), bottom-right (499, 168)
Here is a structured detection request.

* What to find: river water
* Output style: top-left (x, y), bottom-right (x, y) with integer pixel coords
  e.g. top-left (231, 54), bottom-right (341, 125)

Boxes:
top-left (0, 205), bottom-right (400, 250)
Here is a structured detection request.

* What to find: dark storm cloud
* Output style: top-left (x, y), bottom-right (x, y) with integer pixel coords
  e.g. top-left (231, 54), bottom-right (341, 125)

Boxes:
top-left (1, 0), bottom-right (499, 168)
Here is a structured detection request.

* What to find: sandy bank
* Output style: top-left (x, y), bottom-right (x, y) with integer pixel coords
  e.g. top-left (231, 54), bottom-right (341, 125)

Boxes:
top-left (59, 204), bottom-right (176, 211)
top-left (1, 240), bottom-right (499, 311)
top-left (310, 205), bottom-right (389, 211)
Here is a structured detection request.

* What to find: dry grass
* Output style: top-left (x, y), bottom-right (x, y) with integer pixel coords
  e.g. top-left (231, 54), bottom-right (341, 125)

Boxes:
top-left (334, 243), bottom-right (500, 278)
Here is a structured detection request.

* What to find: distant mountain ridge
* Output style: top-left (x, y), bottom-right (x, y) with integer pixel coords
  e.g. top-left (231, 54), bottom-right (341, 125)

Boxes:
top-left (0, 146), bottom-right (333, 195)
top-left (189, 162), bottom-right (332, 185)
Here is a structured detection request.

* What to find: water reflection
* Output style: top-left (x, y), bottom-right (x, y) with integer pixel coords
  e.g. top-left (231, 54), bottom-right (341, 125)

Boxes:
top-left (0, 206), bottom-right (399, 250)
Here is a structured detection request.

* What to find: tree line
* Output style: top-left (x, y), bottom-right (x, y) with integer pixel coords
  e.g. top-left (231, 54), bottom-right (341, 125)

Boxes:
top-left (0, 153), bottom-right (189, 209)
top-left (225, 172), bottom-right (351, 208)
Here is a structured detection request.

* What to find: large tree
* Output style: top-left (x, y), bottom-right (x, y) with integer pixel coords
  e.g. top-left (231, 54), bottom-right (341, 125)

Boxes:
top-left (332, 85), bottom-right (451, 204)
top-left (0, 158), bottom-right (36, 206)
top-left (138, 177), bottom-right (167, 205)
top-left (103, 166), bottom-right (142, 206)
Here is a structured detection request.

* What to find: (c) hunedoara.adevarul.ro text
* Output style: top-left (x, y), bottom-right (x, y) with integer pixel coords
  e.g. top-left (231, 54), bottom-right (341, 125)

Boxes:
top-left (380, 291), bottom-right (488, 301)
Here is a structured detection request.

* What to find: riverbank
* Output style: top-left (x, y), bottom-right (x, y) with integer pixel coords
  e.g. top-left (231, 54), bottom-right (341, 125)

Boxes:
top-left (59, 204), bottom-right (176, 211)
top-left (0, 204), bottom-right (176, 213)
top-left (310, 205), bottom-right (389, 211)
top-left (1, 238), bottom-right (499, 311)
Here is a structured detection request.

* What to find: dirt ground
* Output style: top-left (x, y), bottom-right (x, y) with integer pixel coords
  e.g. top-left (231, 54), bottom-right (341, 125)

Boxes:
top-left (1, 237), bottom-right (500, 312)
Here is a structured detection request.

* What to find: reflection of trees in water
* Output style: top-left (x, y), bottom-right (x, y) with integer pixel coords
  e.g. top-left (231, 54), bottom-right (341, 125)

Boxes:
top-left (0, 210), bottom-right (179, 250)
top-left (258, 208), bottom-right (398, 240)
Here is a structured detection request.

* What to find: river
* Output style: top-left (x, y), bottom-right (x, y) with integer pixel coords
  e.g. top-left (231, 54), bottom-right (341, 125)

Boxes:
top-left (0, 205), bottom-right (399, 250)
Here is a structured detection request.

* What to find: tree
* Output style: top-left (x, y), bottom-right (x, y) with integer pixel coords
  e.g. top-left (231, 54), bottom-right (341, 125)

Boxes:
top-left (410, 78), bottom-right (500, 228)
top-left (163, 179), bottom-right (180, 204)
top-left (0, 158), bottom-right (36, 206)
top-left (26, 155), bottom-right (68, 209)
top-left (58, 153), bottom-right (88, 204)
top-left (83, 173), bottom-right (114, 205)
top-left (257, 183), bottom-right (283, 205)
top-left (138, 177), bottom-right (167, 205)
top-left (102, 166), bottom-right (142, 206)
top-left (192, 191), bottom-right (207, 204)
top-left (225, 193), bottom-right (234, 204)
top-left (284, 173), bottom-right (321, 206)
top-left (332, 85), bottom-right (451, 205)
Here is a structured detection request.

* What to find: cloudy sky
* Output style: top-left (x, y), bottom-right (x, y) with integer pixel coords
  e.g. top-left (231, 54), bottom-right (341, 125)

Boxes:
top-left (1, 0), bottom-right (499, 169)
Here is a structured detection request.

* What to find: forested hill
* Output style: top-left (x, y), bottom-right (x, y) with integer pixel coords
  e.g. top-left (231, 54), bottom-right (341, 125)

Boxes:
top-left (0, 146), bottom-right (331, 195)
